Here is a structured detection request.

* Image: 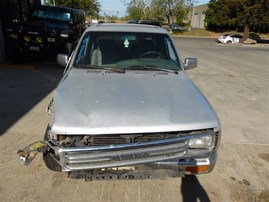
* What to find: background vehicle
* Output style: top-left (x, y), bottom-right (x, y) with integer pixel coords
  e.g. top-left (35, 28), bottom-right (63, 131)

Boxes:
top-left (21, 5), bottom-right (86, 55)
top-left (169, 23), bottom-right (181, 32)
top-left (218, 33), bottom-right (243, 43)
top-left (128, 19), bottom-right (161, 27)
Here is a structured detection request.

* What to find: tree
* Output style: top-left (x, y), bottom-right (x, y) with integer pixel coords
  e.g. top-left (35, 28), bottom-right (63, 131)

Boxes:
top-left (205, 0), bottom-right (269, 40)
top-left (205, 0), bottom-right (238, 32)
top-left (126, 0), bottom-right (188, 24)
top-left (126, 0), bottom-right (149, 19)
top-left (149, 0), bottom-right (188, 24)
top-left (46, 0), bottom-right (100, 17)
top-left (237, 0), bottom-right (269, 41)
top-left (173, 0), bottom-right (189, 24)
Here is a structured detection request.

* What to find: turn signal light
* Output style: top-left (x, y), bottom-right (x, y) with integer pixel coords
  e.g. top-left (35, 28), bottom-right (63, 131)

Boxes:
top-left (185, 165), bottom-right (209, 173)
top-left (24, 35), bottom-right (30, 42)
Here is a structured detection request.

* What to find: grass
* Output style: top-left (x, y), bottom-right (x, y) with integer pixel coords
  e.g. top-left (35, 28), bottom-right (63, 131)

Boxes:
top-left (171, 29), bottom-right (269, 39)
top-left (173, 29), bottom-right (218, 37)
top-left (259, 33), bottom-right (269, 39)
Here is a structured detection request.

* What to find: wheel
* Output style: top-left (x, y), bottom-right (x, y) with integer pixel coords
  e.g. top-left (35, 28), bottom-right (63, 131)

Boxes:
top-left (43, 151), bottom-right (62, 172)
top-left (227, 40), bottom-right (232, 43)
top-left (43, 128), bottom-right (62, 172)
top-left (139, 51), bottom-right (165, 59)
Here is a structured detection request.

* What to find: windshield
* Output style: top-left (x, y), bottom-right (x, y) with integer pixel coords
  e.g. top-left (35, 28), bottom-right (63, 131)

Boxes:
top-left (74, 31), bottom-right (181, 71)
top-left (30, 7), bottom-right (71, 22)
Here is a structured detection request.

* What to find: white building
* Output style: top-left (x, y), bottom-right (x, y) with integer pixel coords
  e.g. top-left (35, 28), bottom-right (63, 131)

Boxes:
top-left (188, 4), bottom-right (208, 29)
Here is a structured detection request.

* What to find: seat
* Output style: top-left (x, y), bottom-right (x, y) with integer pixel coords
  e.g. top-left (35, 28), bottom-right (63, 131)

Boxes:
top-left (97, 39), bottom-right (115, 64)
top-left (90, 49), bottom-right (102, 65)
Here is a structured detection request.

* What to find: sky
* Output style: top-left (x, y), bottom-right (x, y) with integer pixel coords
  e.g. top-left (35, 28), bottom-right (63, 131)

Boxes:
top-left (99, 0), bottom-right (210, 17)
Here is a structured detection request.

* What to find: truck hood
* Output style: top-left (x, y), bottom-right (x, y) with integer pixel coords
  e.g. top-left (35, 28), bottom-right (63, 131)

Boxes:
top-left (51, 69), bottom-right (220, 134)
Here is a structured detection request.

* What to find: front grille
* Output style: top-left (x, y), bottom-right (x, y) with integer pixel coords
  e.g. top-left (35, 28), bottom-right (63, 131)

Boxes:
top-left (51, 130), bottom-right (214, 172)
top-left (91, 136), bottom-right (127, 145)
top-left (55, 135), bottom-right (191, 171)
top-left (85, 133), bottom-right (182, 146)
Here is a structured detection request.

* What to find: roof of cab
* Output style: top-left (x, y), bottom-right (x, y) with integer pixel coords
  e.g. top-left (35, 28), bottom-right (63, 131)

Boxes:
top-left (85, 23), bottom-right (168, 34)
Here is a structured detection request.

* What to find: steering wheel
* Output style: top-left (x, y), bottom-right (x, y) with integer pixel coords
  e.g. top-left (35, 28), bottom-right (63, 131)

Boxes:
top-left (139, 51), bottom-right (166, 59)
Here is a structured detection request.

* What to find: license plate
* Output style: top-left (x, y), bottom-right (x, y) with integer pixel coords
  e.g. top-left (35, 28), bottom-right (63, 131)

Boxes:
top-left (110, 167), bottom-right (136, 171)
top-left (47, 38), bottom-right (55, 42)
top-left (101, 166), bottom-right (137, 171)
top-left (29, 46), bottom-right (40, 52)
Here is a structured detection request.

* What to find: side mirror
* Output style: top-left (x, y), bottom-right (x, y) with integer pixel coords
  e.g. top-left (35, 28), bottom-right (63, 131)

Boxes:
top-left (184, 57), bottom-right (198, 70)
top-left (57, 54), bottom-right (69, 67)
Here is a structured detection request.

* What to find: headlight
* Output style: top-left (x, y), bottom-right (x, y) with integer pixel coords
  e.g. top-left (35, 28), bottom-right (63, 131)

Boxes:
top-left (188, 135), bottom-right (213, 149)
top-left (24, 35), bottom-right (30, 42)
top-left (36, 37), bottom-right (42, 43)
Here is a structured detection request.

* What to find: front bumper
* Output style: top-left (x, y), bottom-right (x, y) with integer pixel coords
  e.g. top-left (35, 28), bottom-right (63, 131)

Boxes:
top-left (22, 34), bottom-right (69, 54)
top-left (69, 154), bottom-right (217, 180)
top-left (217, 38), bottom-right (225, 43)
top-left (48, 132), bottom-right (218, 177)
top-left (23, 40), bottom-right (59, 53)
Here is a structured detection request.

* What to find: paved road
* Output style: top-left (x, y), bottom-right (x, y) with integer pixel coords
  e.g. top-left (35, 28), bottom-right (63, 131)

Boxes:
top-left (0, 38), bottom-right (268, 202)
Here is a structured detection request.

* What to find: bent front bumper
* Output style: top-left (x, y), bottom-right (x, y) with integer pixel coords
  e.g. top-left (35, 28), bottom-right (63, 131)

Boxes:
top-left (48, 132), bottom-right (218, 176)
top-left (69, 154), bottom-right (217, 180)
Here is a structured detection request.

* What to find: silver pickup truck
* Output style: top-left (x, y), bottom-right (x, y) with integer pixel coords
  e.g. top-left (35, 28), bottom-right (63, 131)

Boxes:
top-left (18, 23), bottom-right (221, 180)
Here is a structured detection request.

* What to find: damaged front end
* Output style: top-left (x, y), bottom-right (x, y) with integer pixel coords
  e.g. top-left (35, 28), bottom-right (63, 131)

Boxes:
top-left (17, 141), bottom-right (48, 166)
top-left (17, 127), bottom-right (220, 180)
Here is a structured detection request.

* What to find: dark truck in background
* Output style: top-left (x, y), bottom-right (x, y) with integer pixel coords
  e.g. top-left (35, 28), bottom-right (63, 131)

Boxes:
top-left (8, 5), bottom-right (86, 59)
top-left (22, 5), bottom-right (86, 55)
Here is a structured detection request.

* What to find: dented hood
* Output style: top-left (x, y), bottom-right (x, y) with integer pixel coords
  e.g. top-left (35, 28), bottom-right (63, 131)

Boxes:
top-left (51, 69), bottom-right (220, 134)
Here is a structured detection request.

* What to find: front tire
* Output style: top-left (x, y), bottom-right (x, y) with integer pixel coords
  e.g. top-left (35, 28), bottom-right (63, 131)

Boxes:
top-left (5, 39), bottom-right (24, 64)
top-left (43, 152), bottom-right (62, 172)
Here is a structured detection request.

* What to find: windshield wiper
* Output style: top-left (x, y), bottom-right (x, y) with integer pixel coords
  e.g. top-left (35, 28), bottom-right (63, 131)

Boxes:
top-left (125, 64), bottom-right (178, 74)
top-left (74, 64), bottom-right (125, 73)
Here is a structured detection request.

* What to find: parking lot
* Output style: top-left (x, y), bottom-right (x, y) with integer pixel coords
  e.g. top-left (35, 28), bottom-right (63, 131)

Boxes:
top-left (0, 37), bottom-right (268, 202)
